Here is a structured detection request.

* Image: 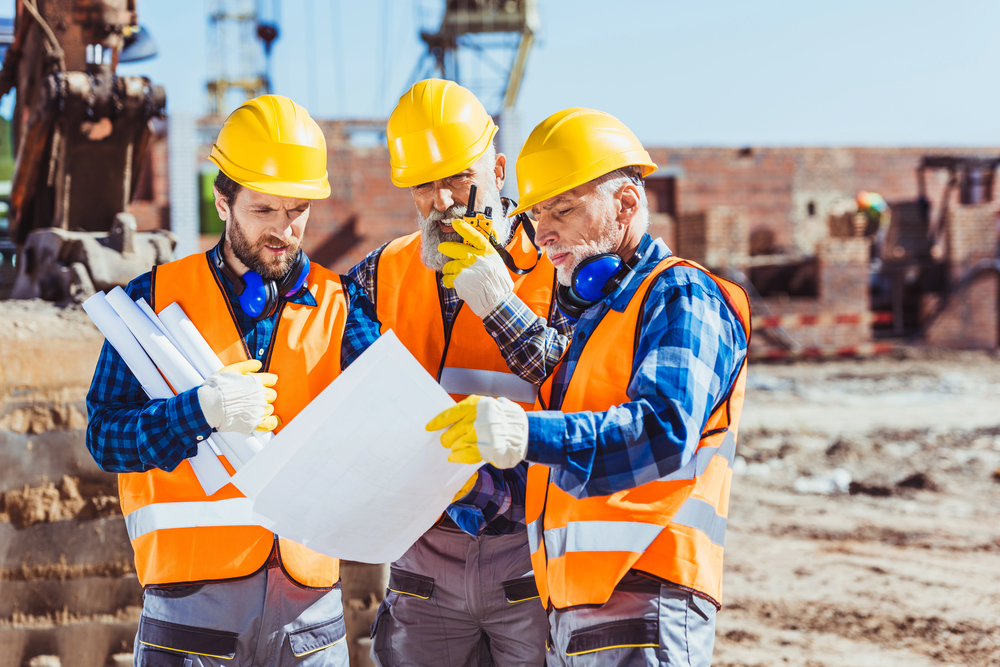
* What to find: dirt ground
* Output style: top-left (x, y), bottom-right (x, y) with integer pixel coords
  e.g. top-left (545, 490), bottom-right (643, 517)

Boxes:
top-left (716, 349), bottom-right (1000, 667)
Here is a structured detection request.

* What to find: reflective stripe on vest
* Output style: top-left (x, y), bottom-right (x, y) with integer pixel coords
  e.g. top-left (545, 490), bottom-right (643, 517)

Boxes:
top-left (527, 432), bottom-right (738, 557)
top-left (525, 254), bottom-right (751, 611)
top-left (118, 253), bottom-right (346, 588)
top-left (374, 226), bottom-right (555, 411)
top-left (125, 498), bottom-right (256, 541)
top-left (439, 367), bottom-right (538, 404)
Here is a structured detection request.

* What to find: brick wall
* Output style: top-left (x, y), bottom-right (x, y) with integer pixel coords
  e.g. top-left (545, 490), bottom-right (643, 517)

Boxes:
top-left (948, 203), bottom-right (999, 276)
top-left (924, 272), bottom-right (999, 349)
top-left (752, 238), bottom-right (871, 351)
top-left (646, 146), bottom-right (1000, 257)
top-left (675, 206), bottom-right (749, 269)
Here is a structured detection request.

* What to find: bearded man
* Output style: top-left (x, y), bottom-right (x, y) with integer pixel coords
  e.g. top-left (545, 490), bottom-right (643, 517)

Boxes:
top-left (86, 95), bottom-right (382, 666)
top-left (428, 108), bottom-right (751, 667)
top-left (349, 79), bottom-right (572, 666)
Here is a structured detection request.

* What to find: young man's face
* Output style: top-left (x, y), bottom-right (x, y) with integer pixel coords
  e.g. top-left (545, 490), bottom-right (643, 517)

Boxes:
top-left (215, 186), bottom-right (311, 279)
top-left (532, 181), bottom-right (623, 287)
top-left (409, 152), bottom-right (508, 271)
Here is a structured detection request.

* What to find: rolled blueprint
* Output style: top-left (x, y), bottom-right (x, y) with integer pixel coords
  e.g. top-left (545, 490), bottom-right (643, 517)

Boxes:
top-left (83, 292), bottom-right (231, 495)
top-left (158, 302), bottom-right (224, 378)
top-left (158, 302), bottom-right (264, 463)
top-left (106, 287), bottom-right (204, 394)
top-left (136, 298), bottom-right (187, 361)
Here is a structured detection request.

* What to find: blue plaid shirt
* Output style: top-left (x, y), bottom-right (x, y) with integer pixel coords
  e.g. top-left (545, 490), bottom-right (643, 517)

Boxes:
top-left (86, 248), bottom-right (382, 474)
top-left (526, 236), bottom-right (748, 499)
top-left (349, 222), bottom-right (572, 536)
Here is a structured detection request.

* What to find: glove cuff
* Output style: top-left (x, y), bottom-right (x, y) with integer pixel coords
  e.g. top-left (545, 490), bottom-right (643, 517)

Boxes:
top-left (197, 384), bottom-right (224, 429)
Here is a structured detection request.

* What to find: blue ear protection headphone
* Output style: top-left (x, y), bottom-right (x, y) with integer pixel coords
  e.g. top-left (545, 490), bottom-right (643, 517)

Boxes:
top-left (214, 241), bottom-right (311, 321)
top-left (555, 234), bottom-right (653, 320)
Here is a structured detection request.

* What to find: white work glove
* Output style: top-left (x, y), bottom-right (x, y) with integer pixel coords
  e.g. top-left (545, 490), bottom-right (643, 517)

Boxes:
top-left (438, 219), bottom-right (514, 317)
top-left (426, 395), bottom-right (529, 469)
top-left (197, 360), bottom-right (279, 434)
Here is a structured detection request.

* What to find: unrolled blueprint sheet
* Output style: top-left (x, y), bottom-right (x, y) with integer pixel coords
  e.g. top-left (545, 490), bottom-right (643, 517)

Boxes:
top-left (231, 331), bottom-right (481, 563)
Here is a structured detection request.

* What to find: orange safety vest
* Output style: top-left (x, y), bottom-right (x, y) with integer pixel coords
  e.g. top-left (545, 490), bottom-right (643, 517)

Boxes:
top-left (374, 222), bottom-right (556, 409)
top-left (118, 252), bottom-right (346, 588)
top-left (525, 256), bottom-right (751, 610)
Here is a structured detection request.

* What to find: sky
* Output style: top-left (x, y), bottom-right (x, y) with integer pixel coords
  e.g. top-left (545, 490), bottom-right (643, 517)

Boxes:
top-left (8, 0), bottom-right (1000, 146)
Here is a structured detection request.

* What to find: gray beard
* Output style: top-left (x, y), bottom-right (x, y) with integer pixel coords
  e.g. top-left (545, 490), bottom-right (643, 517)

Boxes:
top-left (417, 185), bottom-right (509, 271)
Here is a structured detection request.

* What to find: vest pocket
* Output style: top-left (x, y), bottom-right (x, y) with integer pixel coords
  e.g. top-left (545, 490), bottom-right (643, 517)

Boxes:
top-left (502, 575), bottom-right (540, 603)
top-left (137, 616), bottom-right (238, 659)
top-left (137, 646), bottom-right (194, 667)
top-left (565, 619), bottom-right (658, 656)
top-left (287, 614), bottom-right (347, 657)
top-left (386, 566), bottom-right (435, 599)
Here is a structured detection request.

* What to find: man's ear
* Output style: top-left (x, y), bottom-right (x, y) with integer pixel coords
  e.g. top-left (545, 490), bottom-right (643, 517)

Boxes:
top-left (213, 186), bottom-right (230, 223)
top-left (494, 153), bottom-right (506, 191)
top-left (617, 183), bottom-right (640, 226)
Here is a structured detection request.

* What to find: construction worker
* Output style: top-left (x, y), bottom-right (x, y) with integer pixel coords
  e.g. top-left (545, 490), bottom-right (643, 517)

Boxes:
top-left (349, 79), bottom-right (572, 666)
top-left (428, 108), bottom-right (751, 666)
top-left (86, 95), bottom-right (382, 666)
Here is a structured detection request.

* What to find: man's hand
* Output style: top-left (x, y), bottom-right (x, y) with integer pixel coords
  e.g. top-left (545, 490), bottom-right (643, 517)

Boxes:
top-left (426, 395), bottom-right (528, 469)
top-left (438, 219), bottom-right (514, 317)
top-left (197, 359), bottom-right (280, 434)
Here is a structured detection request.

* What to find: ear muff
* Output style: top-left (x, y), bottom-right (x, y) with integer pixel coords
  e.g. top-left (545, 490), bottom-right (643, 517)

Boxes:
top-left (276, 251), bottom-right (310, 300)
top-left (215, 244), bottom-right (312, 321)
top-left (554, 235), bottom-right (653, 320)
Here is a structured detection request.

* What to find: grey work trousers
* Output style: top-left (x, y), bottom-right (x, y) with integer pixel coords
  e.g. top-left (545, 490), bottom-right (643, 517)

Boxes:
top-left (133, 558), bottom-right (348, 666)
top-left (545, 574), bottom-right (718, 667)
top-left (370, 520), bottom-right (548, 667)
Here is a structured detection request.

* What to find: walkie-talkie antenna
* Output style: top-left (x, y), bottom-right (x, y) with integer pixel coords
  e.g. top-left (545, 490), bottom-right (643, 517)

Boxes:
top-left (465, 184), bottom-right (477, 217)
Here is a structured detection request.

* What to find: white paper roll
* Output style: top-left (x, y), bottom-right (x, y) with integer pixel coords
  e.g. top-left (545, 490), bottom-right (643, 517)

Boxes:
top-left (82, 293), bottom-right (173, 399)
top-left (136, 298), bottom-right (189, 368)
top-left (106, 287), bottom-right (204, 394)
top-left (158, 302), bottom-right (224, 379)
top-left (83, 292), bottom-right (231, 495)
top-left (157, 302), bottom-right (263, 464)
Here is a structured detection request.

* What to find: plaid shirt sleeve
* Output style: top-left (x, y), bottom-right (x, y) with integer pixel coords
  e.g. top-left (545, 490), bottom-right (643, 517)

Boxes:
top-left (525, 267), bottom-right (748, 499)
top-left (479, 293), bottom-right (573, 385)
top-left (340, 275), bottom-right (382, 370)
top-left (347, 243), bottom-right (387, 305)
top-left (85, 273), bottom-right (213, 473)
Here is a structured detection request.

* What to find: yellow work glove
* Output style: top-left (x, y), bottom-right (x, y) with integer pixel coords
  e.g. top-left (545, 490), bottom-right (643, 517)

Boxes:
top-left (438, 220), bottom-right (514, 317)
top-left (426, 395), bottom-right (529, 469)
top-left (198, 359), bottom-right (280, 434)
top-left (451, 472), bottom-right (480, 503)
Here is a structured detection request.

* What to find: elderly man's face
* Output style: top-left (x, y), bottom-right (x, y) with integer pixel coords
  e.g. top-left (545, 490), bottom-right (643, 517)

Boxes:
top-left (409, 152), bottom-right (508, 271)
top-left (532, 180), bottom-right (623, 287)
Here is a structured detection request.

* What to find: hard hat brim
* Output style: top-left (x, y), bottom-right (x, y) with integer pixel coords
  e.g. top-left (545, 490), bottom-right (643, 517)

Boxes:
top-left (509, 157), bottom-right (657, 217)
top-left (208, 155), bottom-right (332, 200)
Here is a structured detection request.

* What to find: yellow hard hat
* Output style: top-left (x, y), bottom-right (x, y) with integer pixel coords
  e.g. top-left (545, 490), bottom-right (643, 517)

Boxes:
top-left (510, 108), bottom-right (657, 216)
top-left (209, 95), bottom-right (331, 200)
top-left (386, 79), bottom-right (498, 187)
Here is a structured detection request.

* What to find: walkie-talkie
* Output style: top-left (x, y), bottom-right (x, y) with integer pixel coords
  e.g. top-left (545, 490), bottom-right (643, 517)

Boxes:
top-left (461, 184), bottom-right (497, 246)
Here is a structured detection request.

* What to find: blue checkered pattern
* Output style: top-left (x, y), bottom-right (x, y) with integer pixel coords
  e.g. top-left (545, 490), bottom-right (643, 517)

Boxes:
top-left (349, 218), bottom-right (572, 537)
top-left (86, 249), bottom-right (382, 474)
top-left (526, 236), bottom-right (748, 499)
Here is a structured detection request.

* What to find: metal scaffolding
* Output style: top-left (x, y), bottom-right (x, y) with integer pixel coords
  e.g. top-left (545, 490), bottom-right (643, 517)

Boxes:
top-left (206, 0), bottom-right (279, 117)
top-left (414, 0), bottom-right (539, 115)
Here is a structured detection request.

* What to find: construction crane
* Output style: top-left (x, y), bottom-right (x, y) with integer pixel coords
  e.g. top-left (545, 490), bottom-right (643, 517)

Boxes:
top-left (206, 0), bottom-right (279, 117)
top-left (0, 0), bottom-right (170, 301)
top-left (414, 0), bottom-right (539, 116)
